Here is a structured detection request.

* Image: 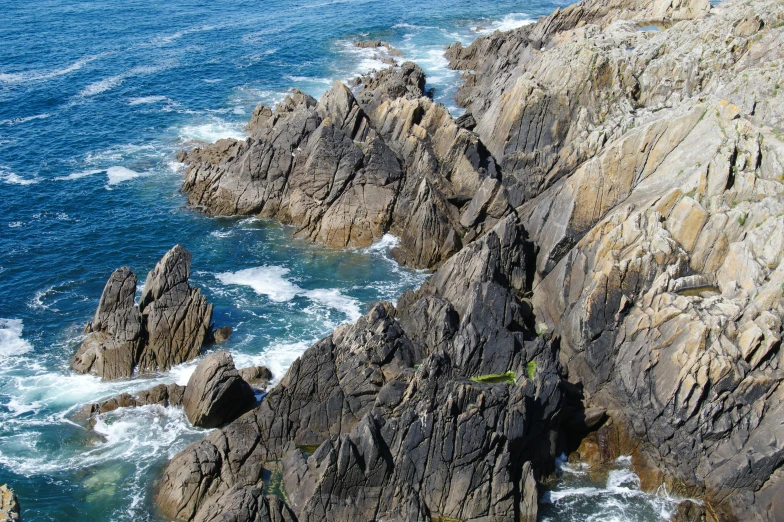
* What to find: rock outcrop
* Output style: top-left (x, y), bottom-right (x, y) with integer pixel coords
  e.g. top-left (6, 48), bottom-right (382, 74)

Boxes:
top-left (0, 485), bottom-right (20, 522)
top-left (447, 0), bottom-right (784, 518)
top-left (183, 351), bottom-right (256, 428)
top-left (156, 217), bottom-right (577, 522)
top-left (158, 0), bottom-right (784, 519)
top-left (72, 245), bottom-right (213, 380)
top-left (180, 62), bottom-right (506, 269)
top-left (75, 383), bottom-right (186, 428)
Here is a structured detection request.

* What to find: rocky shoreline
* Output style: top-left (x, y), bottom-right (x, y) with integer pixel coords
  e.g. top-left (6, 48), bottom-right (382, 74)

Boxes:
top-left (68, 0), bottom-right (784, 519)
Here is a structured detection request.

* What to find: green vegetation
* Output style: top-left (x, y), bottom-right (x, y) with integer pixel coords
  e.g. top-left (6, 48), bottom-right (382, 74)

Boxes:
top-left (261, 465), bottom-right (288, 501)
top-left (738, 212), bottom-right (748, 226)
top-left (470, 372), bottom-right (516, 385)
top-left (297, 444), bottom-right (322, 456)
top-left (432, 517), bottom-right (464, 522)
top-left (526, 361), bottom-right (538, 380)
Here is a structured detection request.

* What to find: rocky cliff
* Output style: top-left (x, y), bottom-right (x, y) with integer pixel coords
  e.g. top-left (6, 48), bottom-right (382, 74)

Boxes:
top-left (158, 0), bottom-right (784, 519)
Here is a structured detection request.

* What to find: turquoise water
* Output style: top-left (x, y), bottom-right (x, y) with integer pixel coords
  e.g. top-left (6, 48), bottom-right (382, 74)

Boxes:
top-left (0, 0), bottom-right (680, 520)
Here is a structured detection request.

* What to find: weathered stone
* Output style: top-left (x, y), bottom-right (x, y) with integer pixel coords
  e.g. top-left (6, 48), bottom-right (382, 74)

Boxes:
top-left (72, 245), bottom-right (214, 380)
top-left (213, 325), bottom-right (232, 344)
top-left (183, 350), bottom-right (255, 429)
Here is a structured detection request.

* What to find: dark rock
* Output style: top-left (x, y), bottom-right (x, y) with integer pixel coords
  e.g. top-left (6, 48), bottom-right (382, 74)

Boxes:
top-left (455, 112), bottom-right (476, 130)
top-left (179, 62), bottom-right (506, 269)
top-left (183, 351), bottom-right (255, 429)
top-left (213, 325), bottom-right (232, 344)
top-left (71, 267), bottom-right (143, 380)
top-left (157, 218), bottom-right (564, 522)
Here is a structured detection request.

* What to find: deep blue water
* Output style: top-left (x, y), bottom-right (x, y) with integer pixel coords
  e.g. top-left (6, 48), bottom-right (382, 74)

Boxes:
top-left (0, 0), bottom-right (684, 520)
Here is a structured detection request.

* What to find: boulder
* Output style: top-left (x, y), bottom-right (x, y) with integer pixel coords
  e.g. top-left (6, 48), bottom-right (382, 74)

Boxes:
top-left (213, 325), bottom-right (232, 343)
top-left (237, 365), bottom-right (273, 389)
top-left (183, 351), bottom-right (255, 429)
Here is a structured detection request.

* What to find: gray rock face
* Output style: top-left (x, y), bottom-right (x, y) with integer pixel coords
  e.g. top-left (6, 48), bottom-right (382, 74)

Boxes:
top-left (157, 218), bottom-right (570, 522)
top-left (72, 245), bottom-right (213, 380)
top-left (183, 351), bottom-right (255, 429)
top-left (72, 267), bottom-right (143, 380)
top-left (156, 0), bottom-right (784, 519)
top-left (180, 63), bottom-right (504, 269)
top-left (0, 485), bottom-right (20, 522)
top-left (138, 245), bottom-right (213, 373)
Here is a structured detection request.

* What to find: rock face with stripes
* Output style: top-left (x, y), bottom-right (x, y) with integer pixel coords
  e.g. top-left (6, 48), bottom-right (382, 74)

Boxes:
top-left (157, 0), bottom-right (784, 519)
top-left (72, 245), bottom-right (213, 380)
top-left (180, 63), bottom-right (509, 270)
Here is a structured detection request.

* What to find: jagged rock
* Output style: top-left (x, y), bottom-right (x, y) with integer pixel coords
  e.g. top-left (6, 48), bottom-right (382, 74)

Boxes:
top-left (157, 0), bottom-right (784, 519)
top-left (179, 63), bottom-right (504, 269)
top-left (183, 351), bottom-right (255, 428)
top-left (138, 245), bottom-right (213, 373)
top-left (72, 267), bottom-right (143, 380)
top-left (157, 218), bottom-right (567, 522)
top-left (192, 488), bottom-right (296, 522)
top-left (72, 245), bottom-right (214, 380)
top-left (0, 485), bottom-right (20, 522)
top-left (213, 325), bottom-right (232, 343)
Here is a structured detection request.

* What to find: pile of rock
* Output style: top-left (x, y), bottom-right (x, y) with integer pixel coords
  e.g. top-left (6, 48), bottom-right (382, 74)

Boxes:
top-left (76, 352), bottom-right (273, 430)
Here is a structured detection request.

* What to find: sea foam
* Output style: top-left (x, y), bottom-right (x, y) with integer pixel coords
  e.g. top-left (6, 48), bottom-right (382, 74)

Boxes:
top-left (0, 319), bottom-right (33, 358)
top-left (216, 266), bottom-right (302, 302)
top-left (106, 166), bottom-right (143, 186)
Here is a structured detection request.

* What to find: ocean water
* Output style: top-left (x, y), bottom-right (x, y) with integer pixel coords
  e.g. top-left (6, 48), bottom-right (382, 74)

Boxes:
top-left (1, 0), bottom-right (684, 520)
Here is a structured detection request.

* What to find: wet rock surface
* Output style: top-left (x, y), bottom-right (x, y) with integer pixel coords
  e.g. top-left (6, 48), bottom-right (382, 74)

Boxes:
top-left (158, 0), bottom-right (784, 519)
top-left (72, 245), bottom-right (213, 380)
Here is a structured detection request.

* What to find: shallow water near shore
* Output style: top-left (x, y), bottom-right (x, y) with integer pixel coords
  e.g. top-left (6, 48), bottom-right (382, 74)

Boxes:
top-left (2, 0), bottom-right (681, 519)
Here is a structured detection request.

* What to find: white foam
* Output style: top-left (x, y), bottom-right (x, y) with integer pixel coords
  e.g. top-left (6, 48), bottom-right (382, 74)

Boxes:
top-left (106, 166), bottom-right (143, 186)
top-left (477, 13), bottom-right (535, 34)
top-left (235, 340), bottom-right (313, 384)
top-left (80, 74), bottom-right (125, 97)
top-left (0, 114), bottom-right (51, 126)
top-left (54, 169), bottom-right (104, 181)
top-left (128, 95), bottom-right (168, 105)
top-left (79, 65), bottom-right (169, 98)
top-left (304, 289), bottom-right (362, 322)
top-left (0, 54), bottom-right (103, 86)
top-left (1, 170), bottom-right (39, 185)
top-left (8, 222), bottom-right (23, 228)
top-left (178, 118), bottom-right (246, 143)
top-left (361, 233), bottom-right (399, 254)
top-left (0, 319), bottom-right (33, 358)
top-left (216, 266), bottom-right (302, 302)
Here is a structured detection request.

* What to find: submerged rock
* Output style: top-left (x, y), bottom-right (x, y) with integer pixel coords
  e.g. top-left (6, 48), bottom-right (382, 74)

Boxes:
top-left (72, 245), bottom-right (214, 380)
top-left (183, 350), bottom-right (255, 429)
